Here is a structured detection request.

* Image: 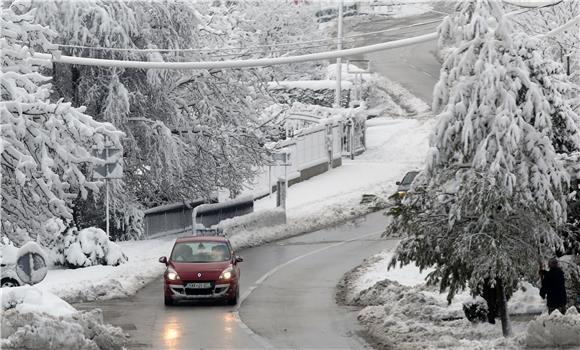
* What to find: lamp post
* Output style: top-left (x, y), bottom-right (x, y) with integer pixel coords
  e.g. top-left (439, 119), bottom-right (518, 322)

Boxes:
top-left (334, 0), bottom-right (344, 107)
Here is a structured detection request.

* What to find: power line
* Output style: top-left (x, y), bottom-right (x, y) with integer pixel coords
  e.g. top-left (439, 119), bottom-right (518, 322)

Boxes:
top-left (32, 32), bottom-right (438, 70)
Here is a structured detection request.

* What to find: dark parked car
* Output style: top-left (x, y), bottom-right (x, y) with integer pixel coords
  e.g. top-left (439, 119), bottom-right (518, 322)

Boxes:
top-left (159, 236), bottom-right (243, 306)
top-left (396, 171), bottom-right (419, 200)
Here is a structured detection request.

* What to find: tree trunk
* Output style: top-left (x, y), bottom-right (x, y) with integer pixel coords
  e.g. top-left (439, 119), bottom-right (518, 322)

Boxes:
top-left (497, 280), bottom-right (512, 337)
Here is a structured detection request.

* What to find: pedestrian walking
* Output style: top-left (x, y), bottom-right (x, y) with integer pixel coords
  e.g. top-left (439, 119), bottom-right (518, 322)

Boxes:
top-left (539, 257), bottom-right (567, 315)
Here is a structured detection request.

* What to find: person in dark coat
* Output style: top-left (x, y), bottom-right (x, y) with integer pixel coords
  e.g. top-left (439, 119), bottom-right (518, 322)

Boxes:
top-left (482, 280), bottom-right (497, 324)
top-left (540, 258), bottom-right (567, 315)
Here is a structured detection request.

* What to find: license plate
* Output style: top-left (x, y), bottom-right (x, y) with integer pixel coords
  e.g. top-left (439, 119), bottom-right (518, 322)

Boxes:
top-left (186, 282), bottom-right (211, 289)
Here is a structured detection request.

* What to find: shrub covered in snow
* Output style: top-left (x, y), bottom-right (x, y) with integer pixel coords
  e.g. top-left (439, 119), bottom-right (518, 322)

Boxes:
top-left (525, 307), bottom-right (580, 348)
top-left (268, 80), bottom-right (352, 108)
top-left (1, 286), bottom-right (127, 350)
top-left (55, 227), bottom-right (128, 268)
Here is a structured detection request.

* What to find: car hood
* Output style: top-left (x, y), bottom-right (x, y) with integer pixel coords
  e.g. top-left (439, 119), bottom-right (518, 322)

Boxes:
top-left (170, 261), bottom-right (231, 281)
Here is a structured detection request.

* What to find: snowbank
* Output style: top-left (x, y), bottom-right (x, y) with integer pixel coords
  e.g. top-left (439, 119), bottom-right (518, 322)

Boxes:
top-left (216, 208), bottom-right (286, 234)
top-left (526, 307), bottom-right (580, 348)
top-left (327, 63), bottom-right (430, 116)
top-left (339, 249), bottom-right (551, 349)
top-left (0, 286), bottom-right (126, 350)
top-left (1, 286), bottom-right (75, 317)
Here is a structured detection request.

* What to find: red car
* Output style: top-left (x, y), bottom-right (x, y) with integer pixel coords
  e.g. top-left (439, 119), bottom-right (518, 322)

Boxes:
top-left (159, 236), bottom-right (243, 306)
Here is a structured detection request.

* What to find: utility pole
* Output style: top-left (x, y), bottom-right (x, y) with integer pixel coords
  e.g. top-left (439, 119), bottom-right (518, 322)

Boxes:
top-left (334, 0), bottom-right (344, 108)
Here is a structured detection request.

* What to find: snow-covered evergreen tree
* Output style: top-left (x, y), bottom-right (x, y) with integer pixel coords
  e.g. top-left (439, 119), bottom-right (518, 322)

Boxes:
top-left (388, 0), bottom-right (579, 336)
top-left (1, 0), bottom-right (123, 246)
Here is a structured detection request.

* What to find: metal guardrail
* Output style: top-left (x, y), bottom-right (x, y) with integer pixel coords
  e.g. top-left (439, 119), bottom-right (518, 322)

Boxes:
top-left (191, 195), bottom-right (254, 235)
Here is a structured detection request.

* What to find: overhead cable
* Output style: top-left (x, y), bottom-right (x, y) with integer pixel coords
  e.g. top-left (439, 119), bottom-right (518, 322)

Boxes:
top-left (32, 32), bottom-right (438, 70)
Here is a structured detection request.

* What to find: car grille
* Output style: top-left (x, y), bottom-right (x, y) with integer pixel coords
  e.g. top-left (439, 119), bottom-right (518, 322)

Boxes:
top-left (185, 288), bottom-right (213, 296)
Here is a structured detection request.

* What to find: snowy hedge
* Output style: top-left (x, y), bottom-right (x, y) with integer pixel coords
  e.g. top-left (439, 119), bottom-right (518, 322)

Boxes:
top-left (268, 80), bottom-right (352, 108)
top-left (55, 227), bottom-right (128, 268)
top-left (1, 286), bottom-right (127, 350)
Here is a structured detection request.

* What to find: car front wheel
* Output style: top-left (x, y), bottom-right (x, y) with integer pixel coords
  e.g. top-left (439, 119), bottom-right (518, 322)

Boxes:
top-left (164, 296), bottom-right (174, 306)
top-left (227, 286), bottom-right (239, 305)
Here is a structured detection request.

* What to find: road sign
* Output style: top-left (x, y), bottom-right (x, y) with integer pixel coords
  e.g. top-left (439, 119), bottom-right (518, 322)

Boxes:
top-left (272, 152), bottom-right (292, 166)
top-left (16, 242), bottom-right (48, 285)
top-left (93, 147), bottom-right (123, 179)
top-left (347, 60), bottom-right (371, 73)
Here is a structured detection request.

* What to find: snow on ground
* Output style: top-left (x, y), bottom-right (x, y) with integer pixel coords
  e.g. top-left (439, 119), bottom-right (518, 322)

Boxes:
top-left (339, 249), bottom-right (580, 349)
top-left (1, 286), bottom-right (127, 349)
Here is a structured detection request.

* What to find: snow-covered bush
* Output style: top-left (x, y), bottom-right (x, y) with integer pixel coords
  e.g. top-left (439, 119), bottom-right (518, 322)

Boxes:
top-left (55, 227), bottom-right (128, 268)
top-left (525, 307), bottom-right (580, 348)
top-left (1, 286), bottom-right (126, 350)
top-left (268, 80), bottom-right (352, 108)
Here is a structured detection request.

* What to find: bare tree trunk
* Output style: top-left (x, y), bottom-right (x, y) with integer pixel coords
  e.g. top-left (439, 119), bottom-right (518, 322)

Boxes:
top-left (497, 280), bottom-right (512, 337)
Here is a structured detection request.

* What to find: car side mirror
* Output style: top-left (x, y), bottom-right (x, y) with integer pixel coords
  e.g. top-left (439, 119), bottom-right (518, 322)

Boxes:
top-left (395, 181), bottom-right (401, 185)
top-left (159, 256), bottom-right (167, 264)
top-left (235, 256), bottom-right (244, 263)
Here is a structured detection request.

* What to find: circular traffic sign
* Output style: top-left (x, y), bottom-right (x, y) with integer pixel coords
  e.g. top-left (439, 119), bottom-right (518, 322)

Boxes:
top-left (16, 242), bottom-right (48, 285)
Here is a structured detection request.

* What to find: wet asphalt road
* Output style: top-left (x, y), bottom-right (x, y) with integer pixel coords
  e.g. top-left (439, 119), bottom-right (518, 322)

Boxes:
top-left (345, 6), bottom-right (449, 104)
top-left (76, 211), bottom-right (397, 349)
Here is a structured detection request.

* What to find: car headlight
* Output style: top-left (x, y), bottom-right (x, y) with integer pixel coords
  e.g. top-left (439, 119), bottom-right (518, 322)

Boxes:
top-left (398, 191), bottom-right (406, 199)
top-left (166, 267), bottom-right (180, 281)
top-left (219, 266), bottom-right (234, 280)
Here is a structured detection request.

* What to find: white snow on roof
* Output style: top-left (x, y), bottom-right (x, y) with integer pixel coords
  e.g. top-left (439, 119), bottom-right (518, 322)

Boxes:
top-left (17, 241), bottom-right (47, 262)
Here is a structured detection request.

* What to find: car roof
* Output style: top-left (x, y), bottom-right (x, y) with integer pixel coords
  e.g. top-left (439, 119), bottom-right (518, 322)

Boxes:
top-left (175, 236), bottom-right (228, 243)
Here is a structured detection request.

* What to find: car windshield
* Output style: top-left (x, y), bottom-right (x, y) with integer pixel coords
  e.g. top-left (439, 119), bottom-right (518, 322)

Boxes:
top-left (170, 242), bottom-right (231, 263)
top-left (401, 171), bottom-right (419, 185)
